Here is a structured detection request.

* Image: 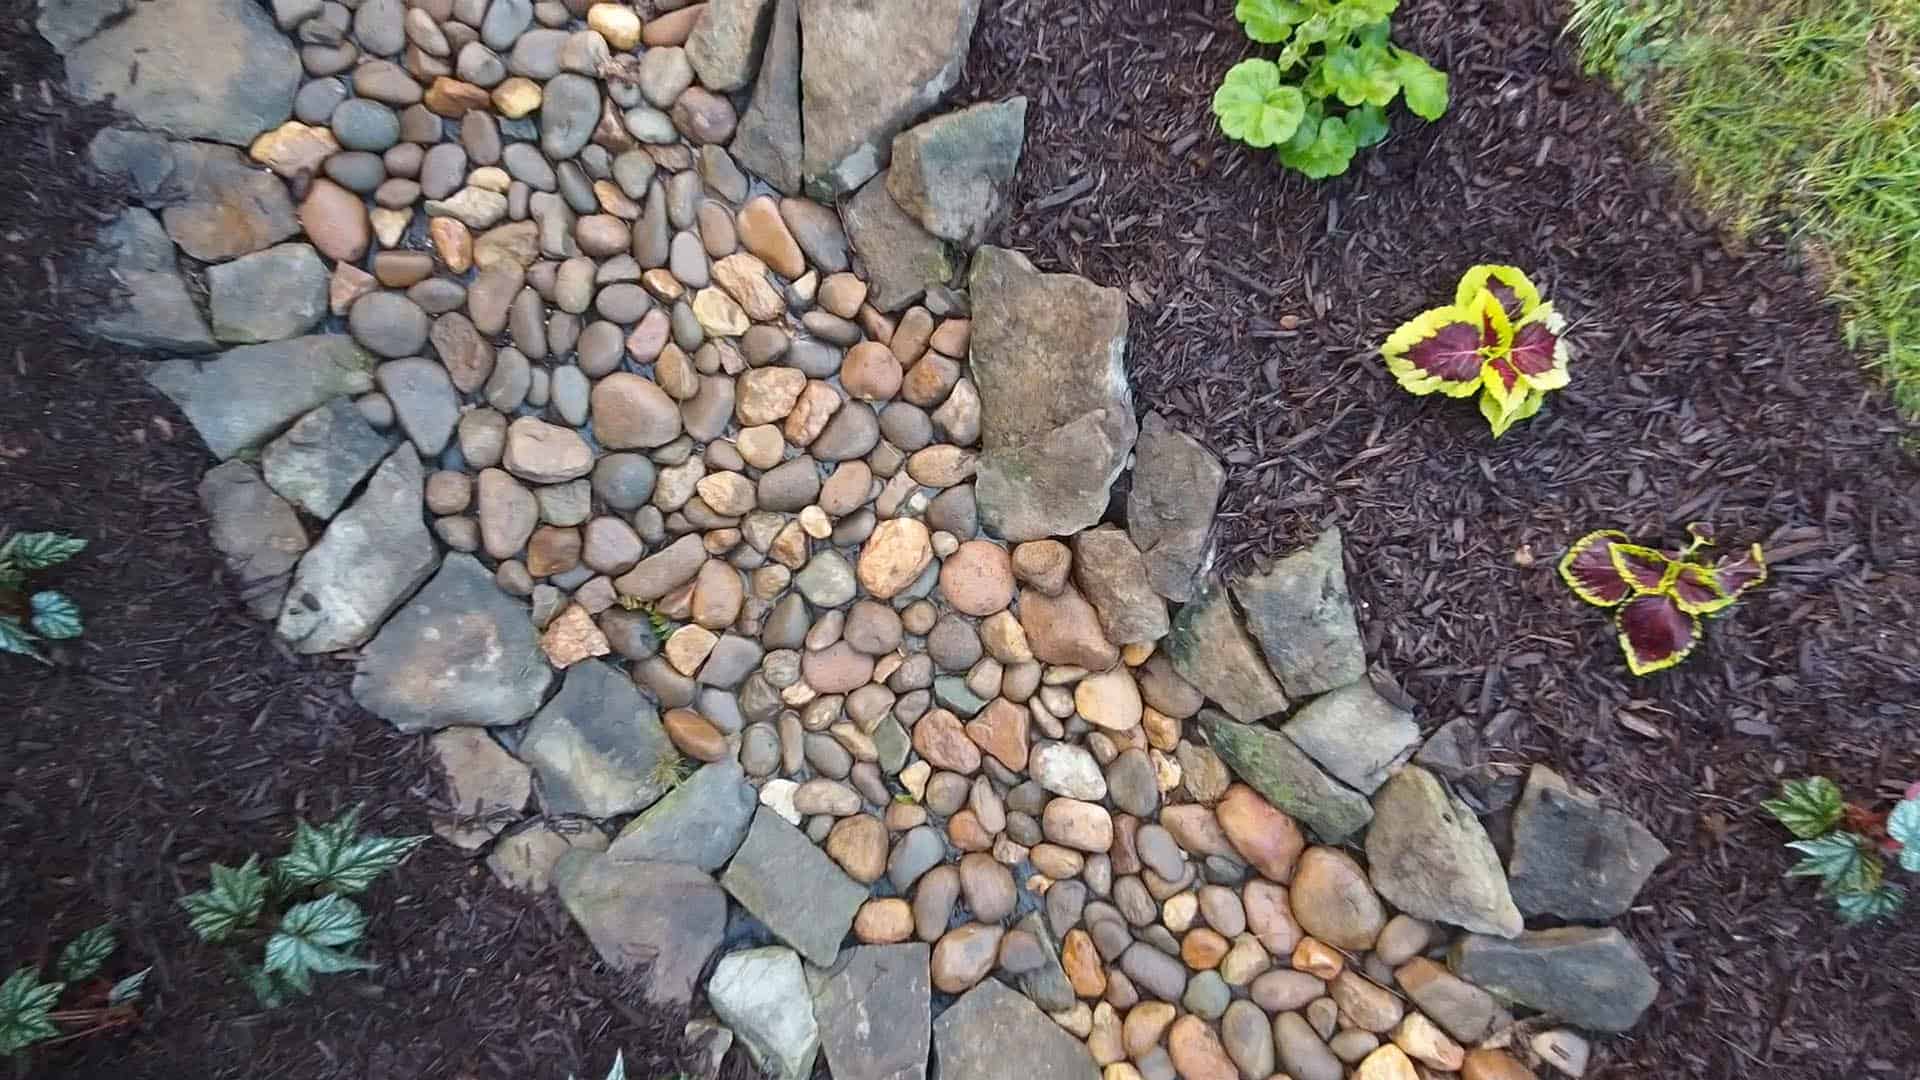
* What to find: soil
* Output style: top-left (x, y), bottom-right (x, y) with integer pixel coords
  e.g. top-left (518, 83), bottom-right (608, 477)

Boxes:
top-left (1, 0), bottom-right (1916, 1079)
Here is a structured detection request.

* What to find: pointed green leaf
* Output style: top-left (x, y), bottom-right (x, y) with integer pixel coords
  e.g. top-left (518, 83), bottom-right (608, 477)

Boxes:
top-left (606, 1050), bottom-right (629, 1080)
top-left (0, 617), bottom-right (43, 662)
top-left (1834, 882), bottom-right (1904, 924)
top-left (58, 924), bottom-right (117, 983)
top-left (1212, 60), bottom-right (1307, 150)
top-left (244, 966), bottom-right (288, 1008)
top-left (179, 854), bottom-right (268, 943)
top-left (276, 808), bottom-right (427, 895)
top-left (1889, 798), bottom-right (1920, 872)
top-left (264, 894), bottom-right (376, 998)
top-left (0, 968), bottom-right (64, 1056)
top-left (3, 532), bottom-right (86, 572)
top-left (1234, 0), bottom-right (1308, 43)
top-left (1394, 48), bottom-right (1449, 120)
top-left (29, 591), bottom-right (81, 640)
top-left (1761, 777), bottom-right (1847, 839)
top-left (107, 968), bottom-right (151, 1006)
top-left (1786, 832), bottom-right (1876, 896)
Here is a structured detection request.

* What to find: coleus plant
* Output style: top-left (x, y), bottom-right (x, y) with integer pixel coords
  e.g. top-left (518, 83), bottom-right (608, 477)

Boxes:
top-left (1558, 522), bottom-right (1766, 675)
top-left (1212, 0), bottom-right (1448, 179)
top-left (1763, 777), bottom-right (1920, 924)
top-left (1382, 264), bottom-right (1571, 437)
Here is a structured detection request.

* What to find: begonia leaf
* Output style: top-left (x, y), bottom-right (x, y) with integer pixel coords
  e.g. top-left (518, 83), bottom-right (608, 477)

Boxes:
top-left (1615, 593), bottom-right (1699, 675)
top-left (1559, 530), bottom-right (1635, 608)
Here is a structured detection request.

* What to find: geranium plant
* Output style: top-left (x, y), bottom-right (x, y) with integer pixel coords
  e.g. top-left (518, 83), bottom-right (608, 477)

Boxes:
top-left (1382, 264), bottom-right (1572, 437)
top-left (1212, 0), bottom-right (1448, 179)
top-left (1558, 522), bottom-right (1766, 675)
top-left (1763, 776), bottom-right (1919, 924)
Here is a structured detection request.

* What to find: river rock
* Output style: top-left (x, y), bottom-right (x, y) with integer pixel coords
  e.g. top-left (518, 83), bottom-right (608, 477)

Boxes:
top-left (276, 450), bottom-right (435, 653)
top-left (1288, 846), bottom-right (1385, 951)
top-left (1365, 766), bottom-right (1522, 938)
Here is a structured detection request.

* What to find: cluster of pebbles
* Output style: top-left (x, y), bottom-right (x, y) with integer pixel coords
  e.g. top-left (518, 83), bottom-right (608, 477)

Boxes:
top-left (51, 0), bottom-right (1670, 1078)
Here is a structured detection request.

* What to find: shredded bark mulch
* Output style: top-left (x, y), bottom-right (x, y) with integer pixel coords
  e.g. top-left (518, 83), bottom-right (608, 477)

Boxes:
top-left (3, 0), bottom-right (1917, 1077)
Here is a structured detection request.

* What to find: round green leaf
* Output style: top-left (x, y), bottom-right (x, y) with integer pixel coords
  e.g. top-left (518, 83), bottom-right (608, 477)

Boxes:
top-left (1278, 113), bottom-right (1358, 179)
top-left (1395, 48), bottom-right (1450, 121)
top-left (1213, 60), bottom-right (1307, 149)
top-left (1325, 44), bottom-right (1400, 108)
top-left (1234, 0), bottom-right (1308, 44)
top-left (1346, 103), bottom-right (1390, 148)
top-left (29, 591), bottom-right (81, 640)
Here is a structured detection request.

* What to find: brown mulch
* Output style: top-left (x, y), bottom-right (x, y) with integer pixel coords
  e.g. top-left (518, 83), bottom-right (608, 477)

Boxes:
top-left (959, 0), bottom-right (1920, 1076)
top-left (2, 0), bottom-right (1917, 1078)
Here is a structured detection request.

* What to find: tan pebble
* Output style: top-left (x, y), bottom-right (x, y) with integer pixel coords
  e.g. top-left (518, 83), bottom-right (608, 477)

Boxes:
top-left (854, 897), bottom-right (915, 944)
top-left (369, 207), bottom-right (411, 248)
top-left (249, 121), bottom-right (338, 178)
top-left (1120, 641), bottom-right (1155, 666)
top-left (587, 2), bottom-right (642, 49)
top-left (1061, 928), bottom-right (1107, 998)
top-left (735, 194), bottom-right (805, 278)
top-left (1291, 936), bottom-right (1345, 980)
top-left (818, 272), bottom-right (868, 318)
top-left (1102, 1066), bottom-right (1142, 1080)
top-left (899, 761), bottom-right (931, 800)
top-left (1461, 1048), bottom-right (1539, 1080)
top-left (1050, 1002), bottom-right (1092, 1039)
top-left (430, 217), bottom-right (473, 273)
top-left (1180, 927), bottom-right (1228, 968)
top-left (1390, 1012), bottom-right (1464, 1071)
top-left (641, 3), bottom-right (704, 46)
top-left (540, 604), bottom-right (609, 669)
top-left (929, 317), bottom-right (971, 357)
top-left (1166, 1015), bottom-right (1237, 1080)
top-left (492, 76), bottom-right (542, 118)
top-left (662, 707), bottom-right (729, 763)
top-left (1123, 1001), bottom-right (1176, 1056)
top-left (800, 505), bottom-right (833, 538)
top-left (1217, 933), bottom-right (1272, 986)
top-left (663, 624), bottom-right (718, 675)
top-left (1355, 1044), bottom-right (1420, 1080)
top-left (1530, 1029), bottom-right (1589, 1078)
top-left (1162, 891), bottom-right (1199, 933)
top-left (1087, 1002), bottom-right (1124, 1065)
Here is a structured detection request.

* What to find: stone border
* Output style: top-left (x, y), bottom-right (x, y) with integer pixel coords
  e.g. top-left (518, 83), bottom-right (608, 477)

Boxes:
top-left (48, 1), bottom-right (1668, 1078)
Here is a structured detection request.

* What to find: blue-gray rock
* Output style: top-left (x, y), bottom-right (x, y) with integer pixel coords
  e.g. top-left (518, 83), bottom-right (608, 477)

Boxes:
top-left (1281, 679), bottom-right (1420, 794)
top-left (351, 553), bottom-right (554, 732)
top-left (841, 171), bottom-right (951, 313)
top-left (260, 397), bottom-right (393, 519)
top-left (539, 73), bottom-right (599, 160)
top-left (1127, 411), bottom-right (1225, 604)
top-left (1365, 766), bottom-right (1522, 938)
top-left (331, 98), bottom-right (401, 151)
top-left (729, 0), bottom-right (801, 194)
top-left (66, 0), bottom-right (298, 146)
top-left (88, 127), bottom-right (178, 202)
top-left (608, 758), bottom-right (757, 870)
top-left (1506, 764), bottom-right (1671, 921)
top-left (36, 0), bottom-right (129, 52)
top-left (276, 449), bottom-right (437, 653)
top-left (519, 659), bottom-right (674, 818)
top-left (197, 460), bottom-right (308, 619)
top-left (376, 357), bottom-right (460, 456)
top-left (352, 0), bottom-right (406, 55)
top-left (968, 246), bottom-right (1133, 541)
top-left (707, 947), bottom-right (819, 1080)
top-left (720, 807), bottom-right (867, 966)
top-left (932, 978), bottom-right (1098, 1080)
top-left (808, 943), bottom-right (932, 1080)
top-left (932, 675), bottom-right (987, 717)
top-left (687, 0), bottom-right (777, 92)
top-left (1198, 709), bottom-right (1373, 844)
top-left (797, 0), bottom-right (981, 198)
top-left (160, 142), bottom-right (301, 262)
top-left (886, 98), bottom-right (1026, 247)
top-left (1164, 583), bottom-right (1288, 723)
top-left (1231, 527), bottom-right (1365, 698)
top-left (479, 0), bottom-right (532, 51)
top-left (147, 335), bottom-right (377, 459)
top-left (553, 850), bottom-right (725, 1006)
top-left (89, 208), bottom-right (215, 353)
top-left (1449, 927), bottom-right (1659, 1033)
top-left (208, 243), bottom-right (329, 344)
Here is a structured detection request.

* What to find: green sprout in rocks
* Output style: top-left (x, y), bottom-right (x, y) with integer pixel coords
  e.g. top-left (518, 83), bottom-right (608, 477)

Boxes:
top-left (0, 530), bottom-right (86, 663)
top-left (1, 923), bottom-right (149, 1059)
top-left (1763, 777), bottom-right (1920, 924)
top-left (178, 806), bottom-right (425, 1007)
top-left (1212, 0), bottom-right (1448, 179)
top-left (1558, 522), bottom-right (1766, 676)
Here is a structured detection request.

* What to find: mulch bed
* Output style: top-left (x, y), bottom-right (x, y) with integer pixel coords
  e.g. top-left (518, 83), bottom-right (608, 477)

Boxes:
top-left (2, 0), bottom-right (1916, 1077)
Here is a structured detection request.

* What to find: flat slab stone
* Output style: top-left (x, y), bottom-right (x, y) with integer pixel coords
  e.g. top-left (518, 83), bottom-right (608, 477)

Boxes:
top-left (842, 171), bottom-right (952, 313)
top-left (608, 758), bottom-right (757, 871)
top-left (968, 246), bottom-right (1134, 541)
top-left (1506, 764), bottom-right (1670, 920)
top-left (931, 978), bottom-right (1099, 1080)
top-left (1164, 584), bottom-right (1288, 723)
top-left (89, 208), bottom-right (215, 353)
top-left (1281, 679), bottom-right (1419, 794)
top-left (797, 0), bottom-right (982, 198)
top-left (708, 946), bottom-right (819, 1080)
top-left (687, 0), bottom-right (777, 92)
top-left (198, 460), bottom-right (308, 620)
top-left (36, 0), bottom-right (129, 52)
top-left (1127, 412), bottom-right (1224, 603)
top-left (720, 806), bottom-right (867, 966)
top-left (553, 850), bottom-right (726, 1006)
top-left (160, 142), bottom-right (300, 263)
top-left (1449, 927), bottom-right (1659, 1033)
top-left (1199, 708), bottom-right (1372, 844)
top-left (808, 943), bottom-right (932, 1080)
top-left (275, 449), bottom-right (437, 653)
top-left (208, 242), bottom-right (328, 343)
top-left (728, 0), bottom-right (802, 195)
top-left (886, 98), bottom-right (1026, 247)
top-left (1231, 527), bottom-right (1366, 698)
top-left (260, 397), bottom-right (394, 520)
top-left (1364, 766), bottom-right (1522, 938)
top-left (352, 553), bottom-right (554, 732)
top-left (66, 0), bottom-right (298, 146)
top-left (147, 335), bottom-right (378, 459)
top-left (519, 659), bottom-right (674, 818)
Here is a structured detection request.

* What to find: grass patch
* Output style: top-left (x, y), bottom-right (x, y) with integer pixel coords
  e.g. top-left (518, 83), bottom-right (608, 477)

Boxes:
top-left (1566, 0), bottom-right (1920, 412)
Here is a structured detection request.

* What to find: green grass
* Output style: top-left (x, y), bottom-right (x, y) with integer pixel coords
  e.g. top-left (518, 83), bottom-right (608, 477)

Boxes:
top-left (1566, 0), bottom-right (1920, 413)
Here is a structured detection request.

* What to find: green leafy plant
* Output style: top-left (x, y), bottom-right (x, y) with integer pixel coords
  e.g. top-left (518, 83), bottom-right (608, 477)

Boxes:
top-left (0, 530), bottom-right (86, 663)
top-left (179, 807), bottom-right (424, 1007)
top-left (1212, 0), bottom-right (1448, 178)
top-left (1381, 265), bottom-right (1572, 437)
top-left (1559, 522), bottom-right (1766, 675)
top-left (1, 923), bottom-right (149, 1058)
top-left (1763, 777), bottom-right (1920, 924)
top-left (614, 595), bottom-right (674, 643)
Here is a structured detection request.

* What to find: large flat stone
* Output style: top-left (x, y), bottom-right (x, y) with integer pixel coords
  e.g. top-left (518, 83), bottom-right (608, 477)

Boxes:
top-left (607, 758), bottom-right (757, 871)
top-left (160, 142), bottom-right (300, 263)
top-left (686, 0), bottom-right (777, 92)
top-left (885, 98), bottom-right (1026, 247)
top-left (708, 946), bottom-right (819, 1080)
top-left (89, 208), bottom-right (215, 353)
top-left (931, 978), bottom-right (1098, 1080)
top-left (1449, 927), bottom-right (1659, 1033)
top-left (797, 0), bottom-right (981, 198)
top-left (352, 553), bottom-right (554, 733)
top-left (1281, 679), bottom-right (1419, 794)
top-left (1232, 527), bottom-right (1366, 698)
top-left (260, 397), bottom-right (394, 520)
top-left (1506, 764), bottom-right (1670, 921)
top-left (968, 246), bottom-right (1134, 541)
top-left (808, 943), bottom-right (932, 1080)
top-left (1365, 766), bottom-right (1522, 938)
top-left (1199, 709), bottom-right (1372, 844)
top-left (553, 850), bottom-right (726, 1006)
top-left (197, 460), bottom-right (308, 620)
top-left (1127, 412), bottom-right (1225, 603)
top-left (720, 807), bottom-right (866, 966)
top-left (728, 0), bottom-right (801, 194)
top-left (519, 659), bottom-right (674, 818)
top-left (147, 335), bottom-right (378, 459)
top-left (66, 0), bottom-right (298, 145)
top-left (1164, 584), bottom-right (1288, 723)
top-left (275, 450), bottom-right (437, 653)
top-left (841, 171), bottom-right (952, 313)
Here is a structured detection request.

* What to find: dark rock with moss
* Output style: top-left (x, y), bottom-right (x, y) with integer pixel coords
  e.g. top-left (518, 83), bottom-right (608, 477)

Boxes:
top-left (1199, 708), bottom-right (1372, 843)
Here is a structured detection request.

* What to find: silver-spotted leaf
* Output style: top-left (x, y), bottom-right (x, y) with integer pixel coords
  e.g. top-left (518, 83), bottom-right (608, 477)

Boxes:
top-left (29, 591), bottom-right (81, 640)
top-left (57, 924), bottom-right (116, 983)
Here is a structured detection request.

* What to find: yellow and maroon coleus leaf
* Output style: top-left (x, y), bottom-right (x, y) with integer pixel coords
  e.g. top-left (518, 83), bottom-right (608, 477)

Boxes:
top-left (1609, 543), bottom-right (1677, 594)
top-left (1454, 264), bottom-right (1542, 321)
top-left (1713, 543), bottom-right (1768, 600)
top-left (1559, 530), bottom-right (1635, 607)
top-left (1479, 385), bottom-right (1545, 438)
top-left (1382, 297), bottom-right (1492, 399)
top-left (1616, 594), bottom-right (1701, 676)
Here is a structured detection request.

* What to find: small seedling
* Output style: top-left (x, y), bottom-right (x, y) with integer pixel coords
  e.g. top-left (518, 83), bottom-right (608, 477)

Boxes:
top-left (0, 923), bottom-right (149, 1058)
top-left (614, 595), bottom-right (674, 644)
top-left (1559, 522), bottom-right (1766, 675)
top-left (1763, 776), bottom-right (1919, 924)
top-left (1382, 265), bottom-right (1572, 437)
top-left (178, 806), bottom-right (424, 1007)
top-left (1212, 0), bottom-right (1448, 179)
top-left (0, 530), bottom-right (86, 663)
